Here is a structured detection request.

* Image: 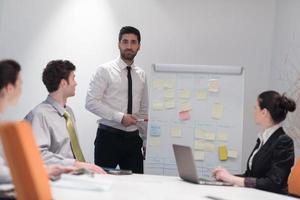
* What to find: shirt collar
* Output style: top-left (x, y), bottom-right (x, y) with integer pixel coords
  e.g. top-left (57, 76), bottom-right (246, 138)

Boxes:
top-left (116, 57), bottom-right (136, 70)
top-left (258, 124), bottom-right (281, 145)
top-left (45, 95), bottom-right (66, 116)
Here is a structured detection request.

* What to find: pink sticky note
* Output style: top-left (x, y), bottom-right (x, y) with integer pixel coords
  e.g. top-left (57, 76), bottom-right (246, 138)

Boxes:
top-left (179, 111), bottom-right (190, 121)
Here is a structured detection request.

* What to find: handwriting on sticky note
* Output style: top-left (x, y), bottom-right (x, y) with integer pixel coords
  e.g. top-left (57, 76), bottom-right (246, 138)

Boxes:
top-left (228, 150), bottom-right (238, 158)
top-left (180, 101), bottom-right (192, 112)
top-left (149, 137), bottom-right (160, 146)
top-left (179, 89), bottom-right (191, 99)
top-left (163, 80), bottom-right (175, 89)
top-left (152, 79), bottom-right (164, 89)
top-left (216, 132), bottom-right (228, 141)
top-left (171, 127), bottom-right (182, 137)
top-left (195, 129), bottom-right (206, 139)
top-left (152, 101), bottom-right (164, 111)
top-left (212, 103), bottom-right (223, 119)
top-left (208, 79), bottom-right (220, 92)
top-left (164, 99), bottom-right (175, 109)
top-left (179, 111), bottom-right (190, 121)
top-left (196, 89), bottom-right (207, 100)
top-left (194, 151), bottom-right (205, 161)
top-left (194, 140), bottom-right (205, 150)
top-left (150, 126), bottom-right (161, 137)
top-left (218, 145), bottom-right (228, 161)
top-left (164, 89), bottom-right (175, 98)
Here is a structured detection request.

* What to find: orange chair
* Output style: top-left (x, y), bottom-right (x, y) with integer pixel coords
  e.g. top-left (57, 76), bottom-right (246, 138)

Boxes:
top-left (0, 121), bottom-right (52, 200)
top-left (288, 157), bottom-right (300, 197)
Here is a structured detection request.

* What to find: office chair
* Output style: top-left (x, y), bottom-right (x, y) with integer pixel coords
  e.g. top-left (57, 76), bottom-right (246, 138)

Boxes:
top-left (288, 157), bottom-right (300, 197)
top-left (0, 121), bottom-right (52, 200)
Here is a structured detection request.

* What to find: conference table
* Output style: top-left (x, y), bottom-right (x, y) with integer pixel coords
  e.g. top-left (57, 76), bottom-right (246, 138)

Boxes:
top-left (51, 173), bottom-right (298, 200)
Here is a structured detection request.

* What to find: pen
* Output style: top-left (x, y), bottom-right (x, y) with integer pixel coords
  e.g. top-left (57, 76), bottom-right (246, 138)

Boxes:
top-left (136, 118), bottom-right (148, 122)
top-left (205, 195), bottom-right (227, 200)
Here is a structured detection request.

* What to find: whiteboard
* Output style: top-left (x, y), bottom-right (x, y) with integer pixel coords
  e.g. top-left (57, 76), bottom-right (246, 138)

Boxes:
top-left (145, 64), bottom-right (245, 177)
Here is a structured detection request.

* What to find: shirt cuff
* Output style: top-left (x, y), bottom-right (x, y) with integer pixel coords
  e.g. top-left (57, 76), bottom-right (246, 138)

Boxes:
top-left (113, 112), bottom-right (124, 123)
top-left (61, 158), bottom-right (76, 166)
top-left (244, 177), bottom-right (256, 188)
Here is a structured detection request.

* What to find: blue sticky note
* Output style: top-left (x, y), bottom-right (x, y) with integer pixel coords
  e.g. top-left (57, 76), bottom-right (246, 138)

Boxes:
top-left (150, 126), bottom-right (161, 137)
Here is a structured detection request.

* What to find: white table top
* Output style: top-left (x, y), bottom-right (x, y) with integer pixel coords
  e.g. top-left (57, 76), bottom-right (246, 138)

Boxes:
top-left (51, 174), bottom-right (297, 200)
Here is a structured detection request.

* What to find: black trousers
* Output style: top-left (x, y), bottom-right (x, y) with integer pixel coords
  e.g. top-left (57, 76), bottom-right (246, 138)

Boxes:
top-left (94, 124), bottom-right (144, 174)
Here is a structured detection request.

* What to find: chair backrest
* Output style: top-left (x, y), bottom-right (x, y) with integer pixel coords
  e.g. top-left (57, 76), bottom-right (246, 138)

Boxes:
top-left (0, 121), bottom-right (52, 200)
top-left (288, 157), bottom-right (300, 197)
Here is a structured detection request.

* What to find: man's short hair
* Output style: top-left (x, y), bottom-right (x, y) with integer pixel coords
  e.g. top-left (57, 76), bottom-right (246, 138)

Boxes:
top-left (118, 26), bottom-right (141, 44)
top-left (42, 60), bottom-right (76, 93)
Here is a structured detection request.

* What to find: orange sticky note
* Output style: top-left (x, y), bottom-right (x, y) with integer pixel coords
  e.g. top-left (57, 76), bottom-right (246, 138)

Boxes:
top-left (179, 111), bottom-right (190, 121)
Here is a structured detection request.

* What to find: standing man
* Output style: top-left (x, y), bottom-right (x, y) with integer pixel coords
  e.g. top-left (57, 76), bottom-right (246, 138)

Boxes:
top-left (25, 60), bottom-right (105, 174)
top-left (86, 26), bottom-right (148, 174)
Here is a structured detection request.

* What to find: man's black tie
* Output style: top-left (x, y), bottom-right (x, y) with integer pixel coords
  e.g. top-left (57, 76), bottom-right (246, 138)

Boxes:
top-left (127, 66), bottom-right (132, 114)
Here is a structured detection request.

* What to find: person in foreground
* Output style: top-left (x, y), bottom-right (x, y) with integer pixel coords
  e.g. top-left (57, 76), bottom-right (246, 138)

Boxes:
top-left (213, 90), bottom-right (296, 194)
top-left (25, 60), bottom-right (105, 174)
top-left (0, 59), bottom-right (74, 184)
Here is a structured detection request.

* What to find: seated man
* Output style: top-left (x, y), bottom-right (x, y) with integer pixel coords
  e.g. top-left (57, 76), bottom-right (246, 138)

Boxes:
top-left (25, 60), bottom-right (105, 174)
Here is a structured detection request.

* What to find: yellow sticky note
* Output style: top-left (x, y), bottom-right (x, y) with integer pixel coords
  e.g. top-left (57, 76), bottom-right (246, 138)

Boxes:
top-left (195, 129), bottom-right (206, 139)
top-left (164, 89), bottom-right (175, 98)
top-left (171, 127), bottom-right (182, 137)
top-left (205, 132), bottom-right (215, 141)
top-left (216, 132), bottom-right (228, 141)
top-left (163, 80), bottom-right (175, 89)
top-left (194, 151), bottom-right (205, 161)
top-left (179, 89), bottom-right (191, 99)
top-left (180, 101), bottom-right (192, 112)
top-left (212, 103), bottom-right (223, 119)
top-left (204, 142), bottom-right (215, 152)
top-left (164, 99), bottom-right (175, 109)
top-left (218, 145), bottom-right (228, 161)
top-left (153, 79), bottom-right (164, 89)
top-left (208, 79), bottom-right (220, 92)
top-left (152, 101), bottom-right (164, 111)
top-left (194, 140), bottom-right (205, 150)
top-left (196, 89), bottom-right (207, 100)
top-left (149, 137), bottom-right (160, 146)
top-left (228, 150), bottom-right (238, 158)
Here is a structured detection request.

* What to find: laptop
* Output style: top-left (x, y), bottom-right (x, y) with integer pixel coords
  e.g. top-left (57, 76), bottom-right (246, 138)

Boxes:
top-left (173, 144), bottom-right (232, 186)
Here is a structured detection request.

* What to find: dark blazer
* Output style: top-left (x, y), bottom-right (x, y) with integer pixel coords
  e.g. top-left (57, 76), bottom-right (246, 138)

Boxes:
top-left (243, 127), bottom-right (294, 194)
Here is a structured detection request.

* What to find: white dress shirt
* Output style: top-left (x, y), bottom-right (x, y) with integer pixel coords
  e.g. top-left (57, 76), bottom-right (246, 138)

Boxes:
top-left (85, 57), bottom-right (148, 132)
top-left (248, 124), bottom-right (281, 170)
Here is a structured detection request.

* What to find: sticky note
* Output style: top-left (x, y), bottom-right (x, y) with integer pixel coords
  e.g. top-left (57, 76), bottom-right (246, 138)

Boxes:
top-left (208, 79), bottom-right (220, 92)
top-left (179, 89), bottom-right (191, 99)
top-left (163, 80), bottom-right (175, 89)
top-left (150, 126), bottom-right (161, 137)
top-left (180, 101), bottom-right (192, 112)
top-left (164, 99), bottom-right (175, 109)
top-left (164, 89), bottom-right (175, 98)
top-left (196, 89), bottom-right (207, 100)
top-left (149, 137), bottom-right (160, 146)
top-left (205, 132), bottom-right (215, 141)
top-left (212, 103), bottom-right (223, 119)
top-left (228, 150), bottom-right (238, 158)
top-left (152, 101), bottom-right (164, 111)
top-left (204, 142), bottom-right (215, 152)
top-left (195, 129), bottom-right (206, 139)
top-left (171, 127), bottom-right (182, 137)
top-left (179, 111), bottom-right (190, 121)
top-left (218, 145), bottom-right (228, 161)
top-left (216, 132), bottom-right (228, 141)
top-left (194, 140), bottom-right (205, 150)
top-left (194, 151), bottom-right (205, 161)
top-left (153, 79), bottom-right (164, 89)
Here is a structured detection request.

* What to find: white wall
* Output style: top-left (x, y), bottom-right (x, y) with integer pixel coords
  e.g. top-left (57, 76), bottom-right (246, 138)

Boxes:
top-left (0, 0), bottom-right (276, 169)
top-left (269, 0), bottom-right (300, 158)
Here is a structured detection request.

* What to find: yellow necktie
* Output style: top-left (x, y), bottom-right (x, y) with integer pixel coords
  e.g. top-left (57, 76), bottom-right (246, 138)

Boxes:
top-left (63, 111), bottom-right (85, 162)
